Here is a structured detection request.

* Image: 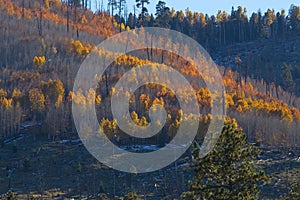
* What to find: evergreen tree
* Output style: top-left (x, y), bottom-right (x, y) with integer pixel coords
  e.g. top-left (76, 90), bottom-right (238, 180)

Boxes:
top-left (289, 5), bottom-right (300, 34)
top-left (6, 190), bottom-right (17, 200)
top-left (136, 0), bottom-right (149, 26)
top-left (181, 119), bottom-right (267, 200)
top-left (155, 1), bottom-right (170, 28)
top-left (281, 63), bottom-right (295, 104)
top-left (283, 183), bottom-right (300, 200)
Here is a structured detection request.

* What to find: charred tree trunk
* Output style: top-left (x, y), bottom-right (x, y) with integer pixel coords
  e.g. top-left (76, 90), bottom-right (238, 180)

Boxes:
top-left (39, 3), bottom-right (43, 36)
top-left (22, 0), bottom-right (25, 18)
top-left (67, 0), bottom-right (69, 33)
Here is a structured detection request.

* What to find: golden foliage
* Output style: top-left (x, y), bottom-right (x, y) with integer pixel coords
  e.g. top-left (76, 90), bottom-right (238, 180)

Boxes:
top-left (28, 88), bottom-right (45, 112)
top-left (0, 0), bottom-right (114, 37)
top-left (45, 0), bottom-right (50, 10)
top-left (69, 39), bottom-right (95, 56)
top-left (33, 56), bottom-right (46, 67)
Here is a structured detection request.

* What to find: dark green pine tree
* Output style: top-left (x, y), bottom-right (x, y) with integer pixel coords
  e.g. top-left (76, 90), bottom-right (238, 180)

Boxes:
top-left (285, 183), bottom-right (300, 200)
top-left (181, 119), bottom-right (268, 200)
top-left (283, 183), bottom-right (300, 200)
top-left (6, 190), bottom-right (17, 200)
top-left (281, 63), bottom-right (295, 104)
top-left (136, 0), bottom-right (149, 26)
top-left (154, 1), bottom-right (171, 28)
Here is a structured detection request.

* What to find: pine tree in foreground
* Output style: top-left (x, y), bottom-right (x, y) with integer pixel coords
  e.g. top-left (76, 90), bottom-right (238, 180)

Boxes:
top-left (283, 183), bottom-right (300, 200)
top-left (181, 119), bottom-right (268, 200)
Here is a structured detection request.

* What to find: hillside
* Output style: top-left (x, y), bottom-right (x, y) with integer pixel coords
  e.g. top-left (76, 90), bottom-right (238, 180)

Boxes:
top-left (212, 36), bottom-right (300, 96)
top-left (0, 0), bottom-right (299, 199)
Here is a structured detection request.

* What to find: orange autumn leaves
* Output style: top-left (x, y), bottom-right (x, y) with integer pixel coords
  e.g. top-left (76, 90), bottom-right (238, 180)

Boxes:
top-left (0, 0), bottom-right (114, 37)
top-left (68, 38), bottom-right (300, 124)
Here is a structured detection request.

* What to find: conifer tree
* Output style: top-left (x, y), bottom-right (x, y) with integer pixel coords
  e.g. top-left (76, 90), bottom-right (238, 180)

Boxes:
top-left (181, 119), bottom-right (267, 200)
top-left (283, 182), bottom-right (300, 200)
top-left (136, 0), bottom-right (149, 26)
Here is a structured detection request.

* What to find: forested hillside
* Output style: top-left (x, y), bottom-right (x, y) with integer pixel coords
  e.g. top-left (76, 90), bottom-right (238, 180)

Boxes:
top-left (1, 0), bottom-right (299, 147)
top-left (0, 0), bottom-right (299, 199)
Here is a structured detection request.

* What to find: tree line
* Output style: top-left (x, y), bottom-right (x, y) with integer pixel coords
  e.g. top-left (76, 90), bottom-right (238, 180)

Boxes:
top-left (56, 0), bottom-right (300, 52)
top-left (101, 1), bottom-right (300, 51)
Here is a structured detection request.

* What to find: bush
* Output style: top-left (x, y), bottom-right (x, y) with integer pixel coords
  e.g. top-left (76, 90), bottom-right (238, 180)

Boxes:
top-left (96, 193), bottom-right (110, 200)
top-left (23, 158), bottom-right (30, 171)
top-left (77, 162), bottom-right (82, 173)
top-left (6, 190), bottom-right (17, 200)
top-left (124, 192), bottom-right (141, 200)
